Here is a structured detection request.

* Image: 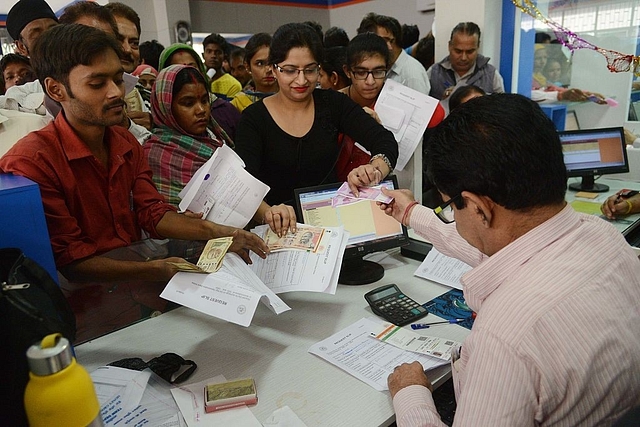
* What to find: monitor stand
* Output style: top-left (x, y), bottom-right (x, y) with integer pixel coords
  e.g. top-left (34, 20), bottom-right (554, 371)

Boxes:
top-left (568, 175), bottom-right (609, 193)
top-left (338, 258), bottom-right (384, 286)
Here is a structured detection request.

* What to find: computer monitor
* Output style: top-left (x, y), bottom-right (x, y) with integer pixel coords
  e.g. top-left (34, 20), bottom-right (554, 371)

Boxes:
top-left (294, 176), bottom-right (409, 286)
top-left (559, 127), bottom-right (628, 192)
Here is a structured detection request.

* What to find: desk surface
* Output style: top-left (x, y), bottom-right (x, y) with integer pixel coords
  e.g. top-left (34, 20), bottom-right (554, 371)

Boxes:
top-left (74, 179), bottom-right (640, 425)
top-left (565, 177), bottom-right (640, 236)
top-left (75, 252), bottom-right (469, 427)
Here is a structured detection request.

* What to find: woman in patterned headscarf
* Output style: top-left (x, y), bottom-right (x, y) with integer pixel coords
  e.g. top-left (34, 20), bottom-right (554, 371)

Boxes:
top-left (144, 64), bottom-right (229, 206)
top-left (158, 43), bottom-right (241, 142)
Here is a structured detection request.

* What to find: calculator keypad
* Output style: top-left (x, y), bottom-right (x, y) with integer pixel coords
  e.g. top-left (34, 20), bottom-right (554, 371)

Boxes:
top-left (373, 293), bottom-right (428, 326)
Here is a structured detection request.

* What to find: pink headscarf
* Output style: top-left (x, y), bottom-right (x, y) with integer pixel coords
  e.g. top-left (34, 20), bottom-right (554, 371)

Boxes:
top-left (132, 64), bottom-right (158, 78)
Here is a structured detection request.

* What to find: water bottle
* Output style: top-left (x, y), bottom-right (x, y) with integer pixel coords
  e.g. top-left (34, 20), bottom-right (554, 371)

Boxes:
top-left (24, 333), bottom-right (104, 426)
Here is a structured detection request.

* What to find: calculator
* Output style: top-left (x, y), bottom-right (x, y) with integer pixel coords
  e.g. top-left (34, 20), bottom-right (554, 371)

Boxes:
top-left (364, 284), bottom-right (429, 326)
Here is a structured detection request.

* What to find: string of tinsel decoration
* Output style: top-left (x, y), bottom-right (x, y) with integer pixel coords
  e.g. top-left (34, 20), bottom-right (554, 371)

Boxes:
top-left (511, 0), bottom-right (640, 76)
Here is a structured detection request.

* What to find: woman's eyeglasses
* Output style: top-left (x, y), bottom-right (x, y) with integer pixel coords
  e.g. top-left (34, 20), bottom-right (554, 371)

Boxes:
top-left (433, 194), bottom-right (462, 224)
top-left (274, 63), bottom-right (320, 79)
top-left (350, 69), bottom-right (387, 80)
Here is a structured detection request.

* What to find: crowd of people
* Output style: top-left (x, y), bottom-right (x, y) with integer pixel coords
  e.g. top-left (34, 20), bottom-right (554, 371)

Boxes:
top-left (1, 0), bottom-right (639, 426)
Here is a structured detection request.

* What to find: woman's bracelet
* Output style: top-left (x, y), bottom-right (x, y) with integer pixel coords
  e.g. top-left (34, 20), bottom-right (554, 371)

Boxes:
top-left (370, 154), bottom-right (393, 174)
top-left (402, 201), bottom-right (419, 226)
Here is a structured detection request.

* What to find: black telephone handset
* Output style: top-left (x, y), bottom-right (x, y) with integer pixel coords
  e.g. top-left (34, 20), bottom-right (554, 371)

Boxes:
top-left (364, 284), bottom-right (428, 326)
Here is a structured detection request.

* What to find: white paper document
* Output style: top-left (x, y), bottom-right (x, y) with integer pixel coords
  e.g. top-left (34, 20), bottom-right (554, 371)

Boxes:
top-left (178, 145), bottom-right (269, 228)
top-left (414, 248), bottom-right (472, 290)
top-left (171, 375), bottom-right (261, 427)
top-left (371, 323), bottom-right (461, 361)
top-left (161, 252), bottom-right (290, 327)
top-left (124, 72), bottom-right (138, 96)
top-left (91, 366), bottom-right (150, 408)
top-left (376, 79), bottom-right (439, 171)
top-left (249, 225), bottom-right (349, 294)
top-left (308, 317), bottom-right (449, 391)
top-left (90, 367), bottom-right (185, 427)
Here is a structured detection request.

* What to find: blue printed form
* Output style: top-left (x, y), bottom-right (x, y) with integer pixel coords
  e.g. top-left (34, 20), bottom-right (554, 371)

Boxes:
top-left (423, 289), bottom-right (474, 330)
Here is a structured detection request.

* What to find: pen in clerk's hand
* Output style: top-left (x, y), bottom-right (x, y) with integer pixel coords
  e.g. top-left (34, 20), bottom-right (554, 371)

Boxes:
top-left (615, 191), bottom-right (623, 204)
top-left (411, 319), bottom-right (467, 330)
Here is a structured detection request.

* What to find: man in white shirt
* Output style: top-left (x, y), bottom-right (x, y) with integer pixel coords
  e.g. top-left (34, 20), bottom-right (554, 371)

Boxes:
top-left (356, 12), bottom-right (430, 194)
top-left (1, 0), bottom-right (59, 151)
top-left (379, 93), bottom-right (640, 426)
top-left (357, 13), bottom-right (430, 95)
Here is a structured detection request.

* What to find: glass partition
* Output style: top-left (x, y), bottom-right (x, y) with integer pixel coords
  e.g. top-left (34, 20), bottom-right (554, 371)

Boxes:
top-left (514, 0), bottom-right (640, 131)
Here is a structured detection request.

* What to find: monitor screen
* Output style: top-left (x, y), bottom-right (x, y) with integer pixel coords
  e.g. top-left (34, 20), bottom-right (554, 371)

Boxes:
top-left (559, 127), bottom-right (628, 192)
top-left (294, 176), bottom-right (409, 285)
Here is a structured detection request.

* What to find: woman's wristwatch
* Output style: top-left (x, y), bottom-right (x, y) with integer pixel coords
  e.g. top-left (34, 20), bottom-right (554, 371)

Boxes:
top-left (370, 154), bottom-right (393, 175)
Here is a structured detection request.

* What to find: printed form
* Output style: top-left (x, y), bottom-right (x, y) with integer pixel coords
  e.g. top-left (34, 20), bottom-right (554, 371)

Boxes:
top-left (161, 253), bottom-right (290, 327)
top-left (249, 225), bottom-right (349, 295)
top-left (309, 317), bottom-right (449, 391)
top-left (178, 145), bottom-right (269, 228)
top-left (161, 226), bottom-right (348, 325)
top-left (90, 366), bottom-right (184, 426)
top-left (375, 79), bottom-right (439, 171)
top-left (414, 248), bottom-right (472, 290)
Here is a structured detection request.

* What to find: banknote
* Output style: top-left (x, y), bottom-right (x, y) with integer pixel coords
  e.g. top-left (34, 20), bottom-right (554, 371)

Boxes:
top-left (166, 261), bottom-right (207, 273)
top-left (331, 194), bottom-right (355, 208)
top-left (196, 236), bottom-right (234, 273)
top-left (335, 181), bottom-right (393, 204)
top-left (264, 226), bottom-right (324, 253)
top-left (357, 186), bottom-right (393, 203)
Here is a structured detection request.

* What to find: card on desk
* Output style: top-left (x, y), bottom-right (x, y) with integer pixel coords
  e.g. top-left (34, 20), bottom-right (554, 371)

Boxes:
top-left (574, 191), bottom-right (599, 199)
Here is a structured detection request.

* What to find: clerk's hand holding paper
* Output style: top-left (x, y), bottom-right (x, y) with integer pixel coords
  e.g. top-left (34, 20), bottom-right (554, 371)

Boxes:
top-left (388, 361), bottom-right (433, 398)
top-left (377, 188), bottom-right (418, 227)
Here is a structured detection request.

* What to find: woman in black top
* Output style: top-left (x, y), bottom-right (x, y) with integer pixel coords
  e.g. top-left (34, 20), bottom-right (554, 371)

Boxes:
top-left (236, 23), bottom-right (398, 236)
